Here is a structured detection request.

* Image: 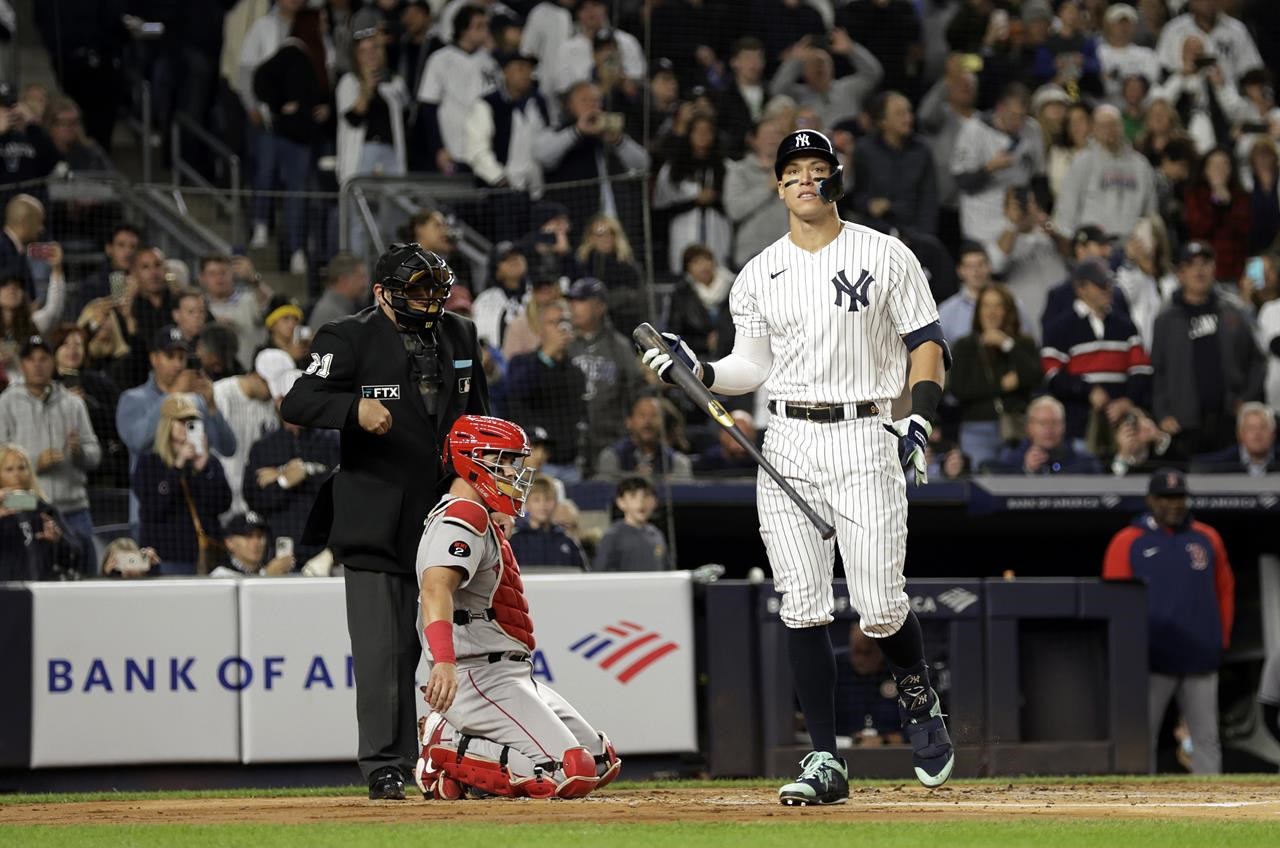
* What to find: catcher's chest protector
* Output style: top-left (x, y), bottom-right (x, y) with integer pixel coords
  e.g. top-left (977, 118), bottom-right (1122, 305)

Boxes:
top-left (493, 529), bottom-right (535, 651)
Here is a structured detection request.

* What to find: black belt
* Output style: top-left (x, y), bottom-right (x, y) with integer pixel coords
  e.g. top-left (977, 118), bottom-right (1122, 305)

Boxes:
top-left (487, 651), bottom-right (531, 664)
top-left (454, 608), bottom-right (496, 625)
top-left (767, 400), bottom-right (880, 422)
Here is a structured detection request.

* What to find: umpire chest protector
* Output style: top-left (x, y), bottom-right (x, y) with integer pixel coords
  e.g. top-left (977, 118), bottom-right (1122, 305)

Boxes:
top-left (281, 306), bottom-right (490, 573)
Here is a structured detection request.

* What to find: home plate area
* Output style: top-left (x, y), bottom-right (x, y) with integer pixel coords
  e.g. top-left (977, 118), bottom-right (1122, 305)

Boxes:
top-left (4, 781), bottom-right (1279, 826)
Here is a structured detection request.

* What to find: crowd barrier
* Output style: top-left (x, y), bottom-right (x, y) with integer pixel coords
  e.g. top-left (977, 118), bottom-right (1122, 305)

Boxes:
top-left (0, 573), bottom-right (698, 770)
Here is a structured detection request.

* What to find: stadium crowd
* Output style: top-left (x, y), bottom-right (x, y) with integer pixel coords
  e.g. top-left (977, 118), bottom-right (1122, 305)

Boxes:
top-left (0, 0), bottom-right (1277, 580)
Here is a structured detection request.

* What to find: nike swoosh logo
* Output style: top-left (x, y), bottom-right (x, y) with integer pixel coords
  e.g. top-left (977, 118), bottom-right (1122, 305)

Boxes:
top-left (1143, 547), bottom-right (1159, 557)
top-left (770, 268), bottom-right (787, 279)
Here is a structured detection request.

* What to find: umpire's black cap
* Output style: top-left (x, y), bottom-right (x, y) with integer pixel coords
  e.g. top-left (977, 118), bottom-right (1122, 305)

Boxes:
top-left (774, 129), bottom-right (841, 180)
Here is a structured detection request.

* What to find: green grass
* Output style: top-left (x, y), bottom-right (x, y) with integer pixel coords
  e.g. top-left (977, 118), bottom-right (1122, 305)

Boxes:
top-left (3, 773), bottom-right (1279, 805)
top-left (2, 822), bottom-right (1278, 848)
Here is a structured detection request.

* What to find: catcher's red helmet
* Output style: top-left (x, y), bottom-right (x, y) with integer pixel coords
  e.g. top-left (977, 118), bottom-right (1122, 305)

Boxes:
top-left (446, 416), bottom-right (535, 516)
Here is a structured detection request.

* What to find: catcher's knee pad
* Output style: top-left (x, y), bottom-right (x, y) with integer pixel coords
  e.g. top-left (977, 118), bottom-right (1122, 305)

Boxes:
top-left (554, 747), bottom-right (600, 798)
top-left (595, 732), bottom-right (622, 789)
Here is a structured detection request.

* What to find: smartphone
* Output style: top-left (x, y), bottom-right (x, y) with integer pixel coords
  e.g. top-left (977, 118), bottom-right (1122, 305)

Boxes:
top-left (275, 536), bottom-right (294, 559)
top-left (600, 112), bottom-right (625, 134)
top-left (2, 490), bottom-right (37, 512)
top-left (25, 242), bottom-right (55, 261)
top-left (293, 325), bottom-right (313, 346)
top-left (536, 231), bottom-right (558, 246)
top-left (1246, 256), bottom-right (1267, 290)
top-left (185, 352), bottom-right (203, 371)
top-left (109, 270), bottom-right (128, 301)
top-left (185, 418), bottom-right (206, 456)
top-left (1193, 55), bottom-right (1217, 70)
top-left (60, 371), bottom-right (82, 390)
top-left (116, 551), bottom-right (149, 574)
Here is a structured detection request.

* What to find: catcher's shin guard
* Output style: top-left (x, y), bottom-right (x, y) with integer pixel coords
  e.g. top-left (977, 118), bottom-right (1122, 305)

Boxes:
top-left (415, 712), bottom-right (464, 800)
top-left (595, 732), bottom-right (622, 788)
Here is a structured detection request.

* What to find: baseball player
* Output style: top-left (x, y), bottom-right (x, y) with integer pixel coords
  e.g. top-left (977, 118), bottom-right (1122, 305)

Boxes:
top-left (642, 130), bottom-right (955, 804)
top-left (412, 415), bottom-right (621, 799)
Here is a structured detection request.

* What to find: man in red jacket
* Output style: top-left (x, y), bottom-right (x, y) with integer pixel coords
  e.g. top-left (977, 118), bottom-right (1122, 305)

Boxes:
top-left (1103, 468), bottom-right (1234, 773)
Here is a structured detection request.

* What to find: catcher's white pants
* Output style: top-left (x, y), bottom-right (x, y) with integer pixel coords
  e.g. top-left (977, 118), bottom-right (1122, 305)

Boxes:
top-left (758, 412), bottom-right (910, 634)
top-left (436, 657), bottom-right (600, 778)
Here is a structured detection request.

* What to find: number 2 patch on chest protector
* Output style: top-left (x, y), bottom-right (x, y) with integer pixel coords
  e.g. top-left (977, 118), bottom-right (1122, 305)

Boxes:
top-left (449, 540), bottom-right (471, 558)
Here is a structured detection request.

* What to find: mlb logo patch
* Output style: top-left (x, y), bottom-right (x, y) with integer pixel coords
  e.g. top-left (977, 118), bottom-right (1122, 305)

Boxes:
top-left (457, 377), bottom-right (471, 394)
top-left (361, 385), bottom-right (401, 399)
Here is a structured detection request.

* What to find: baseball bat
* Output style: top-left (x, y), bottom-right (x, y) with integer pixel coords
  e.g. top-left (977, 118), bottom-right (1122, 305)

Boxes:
top-left (633, 323), bottom-right (836, 541)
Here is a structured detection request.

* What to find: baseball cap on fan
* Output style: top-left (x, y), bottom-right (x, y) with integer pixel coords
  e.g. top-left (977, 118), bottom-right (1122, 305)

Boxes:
top-left (1148, 468), bottom-right (1188, 497)
top-left (774, 130), bottom-right (840, 180)
top-left (254, 348), bottom-right (295, 399)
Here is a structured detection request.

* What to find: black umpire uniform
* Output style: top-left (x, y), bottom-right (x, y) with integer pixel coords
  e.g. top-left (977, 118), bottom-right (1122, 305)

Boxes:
top-left (281, 244), bottom-right (488, 797)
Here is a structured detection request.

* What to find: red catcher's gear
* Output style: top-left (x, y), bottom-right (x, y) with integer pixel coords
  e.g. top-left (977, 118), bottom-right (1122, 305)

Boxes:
top-left (446, 416), bottom-right (535, 516)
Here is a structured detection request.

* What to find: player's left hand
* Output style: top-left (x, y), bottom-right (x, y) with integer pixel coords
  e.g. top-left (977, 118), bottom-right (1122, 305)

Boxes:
top-left (884, 414), bottom-right (932, 486)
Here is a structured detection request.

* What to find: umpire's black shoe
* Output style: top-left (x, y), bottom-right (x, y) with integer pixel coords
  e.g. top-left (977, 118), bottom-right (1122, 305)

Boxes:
top-left (778, 751), bottom-right (849, 806)
top-left (368, 766), bottom-right (406, 800)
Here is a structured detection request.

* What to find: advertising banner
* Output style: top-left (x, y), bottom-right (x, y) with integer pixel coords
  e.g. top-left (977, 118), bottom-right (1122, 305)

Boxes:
top-left (29, 581), bottom-right (241, 767)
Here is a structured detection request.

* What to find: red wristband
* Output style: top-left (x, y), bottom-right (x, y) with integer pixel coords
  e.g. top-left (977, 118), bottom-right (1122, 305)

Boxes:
top-left (425, 620), bottom-right (456, 665)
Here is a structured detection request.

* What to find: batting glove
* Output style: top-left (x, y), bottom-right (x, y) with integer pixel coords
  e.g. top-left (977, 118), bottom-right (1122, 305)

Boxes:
top-left (640, 332), bottom-right (703, 383)
top-left (884, 414), bottom-right (932, 486)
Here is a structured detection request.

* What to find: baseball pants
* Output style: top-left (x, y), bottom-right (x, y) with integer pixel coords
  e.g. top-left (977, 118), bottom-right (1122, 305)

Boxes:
top-left (1149, 671), bottom-right (1222, 774)
top-left (437, 657), bottom-right (602, 778)
top-left (758, 411), bottom-right (910, 634)
top-left (345, 565), bottom-right (421, 782)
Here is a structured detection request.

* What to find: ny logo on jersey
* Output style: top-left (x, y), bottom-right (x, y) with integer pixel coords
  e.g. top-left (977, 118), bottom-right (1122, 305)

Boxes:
top-left (830, 269), bottom-right (873, 312)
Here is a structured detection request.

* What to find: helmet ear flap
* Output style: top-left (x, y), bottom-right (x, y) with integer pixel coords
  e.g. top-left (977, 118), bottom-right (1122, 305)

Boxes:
top-left (818, 165), bottom-right (845, 203)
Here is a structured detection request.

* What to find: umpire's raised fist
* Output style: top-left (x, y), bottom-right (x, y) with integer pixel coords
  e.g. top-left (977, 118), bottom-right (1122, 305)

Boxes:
top-left (640, 331), bottom-right (703, 384)
top-left (358, 397), bottom-right (393, 435)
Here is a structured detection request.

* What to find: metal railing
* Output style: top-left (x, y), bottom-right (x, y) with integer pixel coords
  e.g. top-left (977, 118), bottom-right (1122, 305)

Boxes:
top-left (171, 113), bottom-right (243, 248)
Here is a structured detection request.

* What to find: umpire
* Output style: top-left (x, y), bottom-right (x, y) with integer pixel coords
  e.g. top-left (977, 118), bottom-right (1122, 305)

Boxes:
top-left (281, 243), bottom-right (489, 799)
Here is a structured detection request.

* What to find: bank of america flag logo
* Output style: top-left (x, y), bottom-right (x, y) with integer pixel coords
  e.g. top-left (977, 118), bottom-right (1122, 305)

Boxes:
top-left (569, 620), bottom-right (678, 684)
top-left (938, 588), bottom-right (979, 614)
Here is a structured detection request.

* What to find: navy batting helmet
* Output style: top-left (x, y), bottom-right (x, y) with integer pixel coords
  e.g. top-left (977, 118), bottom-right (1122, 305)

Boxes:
top-left (774, 129), bottom-right (845, 203)
top-left (374, 243), bottom-right (455, 333)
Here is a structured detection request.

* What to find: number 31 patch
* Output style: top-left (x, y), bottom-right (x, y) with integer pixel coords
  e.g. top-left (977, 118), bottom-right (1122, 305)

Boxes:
top-left (305, 352), bottom-right (334, 378)
top-left (449, 540), bottom-right (470, 558)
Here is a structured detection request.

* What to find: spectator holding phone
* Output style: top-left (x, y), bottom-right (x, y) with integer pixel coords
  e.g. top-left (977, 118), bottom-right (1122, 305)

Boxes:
top-left (133, 394), bottom-right (232, 575)
top-left (0, 333), bottom-right (100, 566)
top-left (0, 87), bottom-right (58, 210)
top-left (75, 224), bottom-right (140, 316)
top-left (0, 443), bottom-right (77, 580)
top-left (243, 367), bottom-right (339, 565)
top-left (258, 294), bottom-right (311, 366)
top-left (117, 325), bottom-right (237, 530)
top-left (51, 324), bottom-right (125, 489)
top-left (209, 511), bottom-right (295, 577)
top-left (0, 194), bottom-right (58, 305)
top-left (1184, 148), bottom-right (1251, 281)
top-left (99, 537), bottom-right (161, 579)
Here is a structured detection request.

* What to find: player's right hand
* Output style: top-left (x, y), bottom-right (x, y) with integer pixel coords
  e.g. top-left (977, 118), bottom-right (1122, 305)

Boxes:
top-left (423, 663), bottom-right (458, 713)
top-left (640, 331), bottom-right (703, 384)
top-left (358, 398), bottom-right (393, 435)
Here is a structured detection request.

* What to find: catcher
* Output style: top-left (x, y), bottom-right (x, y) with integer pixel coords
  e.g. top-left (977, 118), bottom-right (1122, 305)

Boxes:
top-left (413, 415), bottom-right (621, 799)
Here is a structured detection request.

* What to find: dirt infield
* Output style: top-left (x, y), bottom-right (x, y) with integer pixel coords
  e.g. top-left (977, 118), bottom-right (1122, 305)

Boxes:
top-left (4, 780), bottom-right (1279, 826)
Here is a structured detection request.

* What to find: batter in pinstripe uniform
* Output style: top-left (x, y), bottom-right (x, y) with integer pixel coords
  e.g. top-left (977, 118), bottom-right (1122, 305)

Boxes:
top-left (643, 130), bottom-right (955, 804)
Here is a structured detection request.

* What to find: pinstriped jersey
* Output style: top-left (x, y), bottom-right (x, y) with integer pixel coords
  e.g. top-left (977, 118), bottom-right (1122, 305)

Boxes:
top-left (729, 221), bottom-right (940, 404)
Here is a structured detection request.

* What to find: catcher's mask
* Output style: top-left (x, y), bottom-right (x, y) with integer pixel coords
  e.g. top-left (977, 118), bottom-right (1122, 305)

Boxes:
top-left (774, 129), bottom-right (845, 204)
top-left (446, 416), bottom-right (536, 517)
top-left (374, 242), bottom-right (454, 333)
